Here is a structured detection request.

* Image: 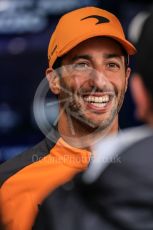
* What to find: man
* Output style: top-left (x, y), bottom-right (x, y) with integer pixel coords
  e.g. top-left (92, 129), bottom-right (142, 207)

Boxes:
top-left (0, 6), bottom-right (136, 230)
top-left (34, 10), bottom-right (153, 230)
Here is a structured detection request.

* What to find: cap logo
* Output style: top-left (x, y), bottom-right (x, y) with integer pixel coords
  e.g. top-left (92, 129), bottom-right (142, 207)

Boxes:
top-left (51, 44), bottom-right (57, 56)
top-left (81, 15), bottom-right (110, 25)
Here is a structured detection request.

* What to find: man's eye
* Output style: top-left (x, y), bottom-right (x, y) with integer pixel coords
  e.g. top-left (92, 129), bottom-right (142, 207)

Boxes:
top-left (73, 62), bottom-right (89, 69)
top-left (107, 63), bottom-right (120, 69)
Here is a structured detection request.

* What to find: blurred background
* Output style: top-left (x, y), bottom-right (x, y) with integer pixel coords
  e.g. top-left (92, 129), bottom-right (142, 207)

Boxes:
top-left (0, 0), bottom-right (153, 163)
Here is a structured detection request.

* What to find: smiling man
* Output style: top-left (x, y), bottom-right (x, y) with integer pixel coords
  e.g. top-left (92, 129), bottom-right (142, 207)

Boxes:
top-left (0, 6), bottom-right (136, 230)
top-left (47, 36), bottom-right (131, 148)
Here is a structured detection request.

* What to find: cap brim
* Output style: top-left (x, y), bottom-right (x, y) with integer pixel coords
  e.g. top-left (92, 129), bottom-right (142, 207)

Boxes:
top-left (58, 33), bottom-right (136, 58)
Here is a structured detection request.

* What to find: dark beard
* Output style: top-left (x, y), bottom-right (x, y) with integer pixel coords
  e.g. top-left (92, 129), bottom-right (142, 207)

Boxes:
top-left (68, 98), bottom-right (118, 130)
top-left (58, 77), bottom-right (124, 132)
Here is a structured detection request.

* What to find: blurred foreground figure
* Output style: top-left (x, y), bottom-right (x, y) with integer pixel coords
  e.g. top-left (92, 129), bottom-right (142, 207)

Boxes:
top-left (34, 10), bottom-right (153, 230)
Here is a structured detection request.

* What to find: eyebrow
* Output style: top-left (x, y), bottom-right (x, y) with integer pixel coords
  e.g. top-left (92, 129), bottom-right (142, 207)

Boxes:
top-left (103, 53), bottom-right (123, 60)
top-left (71, 55), bottom-right (92, 62)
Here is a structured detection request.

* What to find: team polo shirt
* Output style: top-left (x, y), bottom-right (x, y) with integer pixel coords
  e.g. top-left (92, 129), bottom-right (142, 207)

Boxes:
top-left (0, 136), bottom-right (91, 230)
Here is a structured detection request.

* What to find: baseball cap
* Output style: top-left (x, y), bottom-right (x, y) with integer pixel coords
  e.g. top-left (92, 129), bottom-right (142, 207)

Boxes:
top-left (48, 6), bottom-right (136, 68)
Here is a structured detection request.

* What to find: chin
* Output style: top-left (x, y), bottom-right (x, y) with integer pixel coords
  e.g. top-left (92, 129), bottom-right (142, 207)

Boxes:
top-left (77, 115), bottom-right (111, 130)
top-left (83, 109), bottom-right (117, 130)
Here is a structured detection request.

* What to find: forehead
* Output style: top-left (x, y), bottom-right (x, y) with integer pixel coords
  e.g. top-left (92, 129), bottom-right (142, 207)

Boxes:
top-left (63, 37), bottom-right (124, 61)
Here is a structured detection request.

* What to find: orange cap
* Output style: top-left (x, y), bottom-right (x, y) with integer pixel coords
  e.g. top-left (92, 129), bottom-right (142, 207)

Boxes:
top-left (48, 7), bottom-right (136, 68)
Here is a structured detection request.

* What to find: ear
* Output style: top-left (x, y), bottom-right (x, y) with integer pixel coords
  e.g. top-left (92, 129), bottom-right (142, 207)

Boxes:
top-left (46, 68), bottom-right (60, 95)
top-left (130, 73), bottom-right (150, 120)
top-left (124, 67), bottom-right (131, 92)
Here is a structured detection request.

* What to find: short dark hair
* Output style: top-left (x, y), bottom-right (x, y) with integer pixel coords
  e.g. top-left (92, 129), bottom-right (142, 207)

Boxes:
top-left (52, 57), bottom-right (63, 70)
top-left (120, 45), bottom-right (129, 68)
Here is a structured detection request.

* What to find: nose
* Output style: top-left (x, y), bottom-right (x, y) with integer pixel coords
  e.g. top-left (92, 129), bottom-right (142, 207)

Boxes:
top-left (88, 67), bottom-right (109, 89)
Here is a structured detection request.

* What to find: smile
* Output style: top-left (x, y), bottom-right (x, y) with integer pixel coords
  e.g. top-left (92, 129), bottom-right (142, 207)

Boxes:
top-left (83, 94), bottom-right (113, 109)
top-left (84, 95), bottom-right (109, 107)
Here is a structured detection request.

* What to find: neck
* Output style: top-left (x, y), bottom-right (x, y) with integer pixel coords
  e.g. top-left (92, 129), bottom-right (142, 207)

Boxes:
top-left (58, 114), bottom-right (119, 150)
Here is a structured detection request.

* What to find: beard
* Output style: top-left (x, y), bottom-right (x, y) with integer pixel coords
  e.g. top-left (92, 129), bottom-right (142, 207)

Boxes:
top-left (58, 77), bottom-right (126, 132)
top-left (68, 95), bottom-right (118, 132)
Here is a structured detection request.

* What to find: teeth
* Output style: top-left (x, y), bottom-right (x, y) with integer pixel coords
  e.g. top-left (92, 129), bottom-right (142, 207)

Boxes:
top-left (95, 97), bottom-right (99, 103)
top-left (90, 102), bottom-right (107, 107)
top-left (84, 95), bottom-right (110, 103)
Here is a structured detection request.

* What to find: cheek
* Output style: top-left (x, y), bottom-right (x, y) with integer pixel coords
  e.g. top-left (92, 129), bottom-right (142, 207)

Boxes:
top-left (110, 76), bottom-right (126, 96)
top-left (69, 75), bottom-right (87, 90)
top-left (117, 73), bottom-right (128, 92)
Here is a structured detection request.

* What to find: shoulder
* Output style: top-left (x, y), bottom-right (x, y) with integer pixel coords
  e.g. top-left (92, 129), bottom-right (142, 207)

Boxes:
top-left (100, 134), bottom-right (153, 185)
top-left (120, 134), bottom-right (153, 161)
top-left (0, 137), bottom-right (57, 187)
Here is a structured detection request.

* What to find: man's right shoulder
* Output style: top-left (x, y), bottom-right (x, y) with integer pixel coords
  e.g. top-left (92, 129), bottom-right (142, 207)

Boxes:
top-left (0, 138), bottom-right (56, 188)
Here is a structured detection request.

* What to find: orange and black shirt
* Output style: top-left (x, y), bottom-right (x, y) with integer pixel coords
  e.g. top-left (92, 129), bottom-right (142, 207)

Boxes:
top-left (0, 132), bottom-right (91, 230)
